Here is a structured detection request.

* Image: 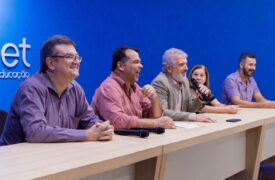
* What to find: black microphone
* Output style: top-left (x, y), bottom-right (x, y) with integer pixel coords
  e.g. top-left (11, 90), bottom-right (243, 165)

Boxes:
top-left (190, 78), bottom-right (211, 102)
top-left (131, 127), bottom-right (165, 134)
top-left (114, 129), bottom-right (149, 138)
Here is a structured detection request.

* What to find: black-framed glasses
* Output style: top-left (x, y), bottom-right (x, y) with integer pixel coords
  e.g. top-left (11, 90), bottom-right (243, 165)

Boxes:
top-left (51, 54), bottom-right (82, 62)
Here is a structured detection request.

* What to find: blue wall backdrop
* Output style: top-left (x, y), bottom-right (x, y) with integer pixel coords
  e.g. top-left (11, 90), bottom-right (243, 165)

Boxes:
top-left (1, 0), bottom-right (275, 111)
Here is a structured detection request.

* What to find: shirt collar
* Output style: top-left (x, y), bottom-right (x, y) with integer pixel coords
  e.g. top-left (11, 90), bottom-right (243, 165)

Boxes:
top-left (111, 72), bottom-right (137, 92)
top-left (40, 72), bottom-right (73, 94)
top-left (236, 70), bottom-right (251, 84)
top-left (172, 79), bottom-right (183, 89)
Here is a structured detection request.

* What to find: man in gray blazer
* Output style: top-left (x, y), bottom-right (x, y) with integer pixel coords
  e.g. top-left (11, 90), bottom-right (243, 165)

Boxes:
top-left (151, 48), bottom-right (215, 122)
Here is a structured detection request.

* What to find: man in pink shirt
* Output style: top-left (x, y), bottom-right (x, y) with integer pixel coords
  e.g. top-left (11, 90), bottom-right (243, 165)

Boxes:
top-left (92, 46), bottom-right (175, 129)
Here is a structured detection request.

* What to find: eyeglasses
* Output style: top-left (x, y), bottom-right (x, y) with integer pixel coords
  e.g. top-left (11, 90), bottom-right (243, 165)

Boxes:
top-left (51, 54), bottom-right (82, 62)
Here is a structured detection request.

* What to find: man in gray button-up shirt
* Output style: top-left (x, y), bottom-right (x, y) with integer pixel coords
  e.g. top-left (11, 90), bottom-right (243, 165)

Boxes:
top-left (0, 35), bottom-right (113, 145)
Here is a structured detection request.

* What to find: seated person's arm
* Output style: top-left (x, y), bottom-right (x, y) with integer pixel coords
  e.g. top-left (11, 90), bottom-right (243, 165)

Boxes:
top-left (85, 121), bottom-right (113, 141)
top-left (210, 98), bottom-right (223, 106)
top-left (230, 95), bottom-right (275, 108)
top-left (75, 86), bottom-right (103, 129)
top-left (93, 84), bottom-right (174, 129)
top-left (254, 92), bottom-right (267, 102)
top-left (19, 85), bottom-right (107, 143)
top-left (135, 116), bottom-right (175, 129)
top-left (202, 98), bottom-right (238, 114)
top-left (202, 104), bottom-right (238, 114)
top-left (253, 92), bottom-right (275, 108)
top-left (73, 86), bottom-right (113, 141)
top-left (141, 85), bottom-right (162, 118)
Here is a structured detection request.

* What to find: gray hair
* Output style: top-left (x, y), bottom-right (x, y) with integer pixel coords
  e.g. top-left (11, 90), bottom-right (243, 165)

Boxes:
top-left (162, 48), bottom-right (188, 72)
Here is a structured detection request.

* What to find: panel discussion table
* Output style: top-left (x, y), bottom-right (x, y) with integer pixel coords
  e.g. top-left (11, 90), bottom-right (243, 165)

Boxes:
top-left (0, 108), bottom-right (275, 180)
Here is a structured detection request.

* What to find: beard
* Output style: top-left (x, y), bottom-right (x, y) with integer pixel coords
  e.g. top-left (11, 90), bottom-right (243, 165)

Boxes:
top-left (242, 68), bottom-right (254, 77)
top-left (171, 71), bottom-right (185, 82)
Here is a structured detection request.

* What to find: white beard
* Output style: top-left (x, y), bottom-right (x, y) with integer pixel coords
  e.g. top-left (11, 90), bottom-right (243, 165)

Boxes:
top-left (171, 72), bottom-right (185, 82)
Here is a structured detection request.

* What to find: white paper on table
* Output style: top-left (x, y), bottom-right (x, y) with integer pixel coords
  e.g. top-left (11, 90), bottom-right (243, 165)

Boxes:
top-left (174, 122), bottom-right (201, 129)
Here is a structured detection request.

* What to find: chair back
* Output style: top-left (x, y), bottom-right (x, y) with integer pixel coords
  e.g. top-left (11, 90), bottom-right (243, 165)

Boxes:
top-left (0, 110), bottom-right (8, 137)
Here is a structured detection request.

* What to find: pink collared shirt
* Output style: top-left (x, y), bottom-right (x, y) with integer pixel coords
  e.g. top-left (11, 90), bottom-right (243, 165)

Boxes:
top-left (92, 72), bottom-right (152, 129)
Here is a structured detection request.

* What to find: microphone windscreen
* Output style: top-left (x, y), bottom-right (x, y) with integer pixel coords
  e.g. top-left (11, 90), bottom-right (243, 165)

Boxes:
top-left (154, 127), bottom-right (165, 134)
top-left (191, 78), bottom-right (200, 90)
